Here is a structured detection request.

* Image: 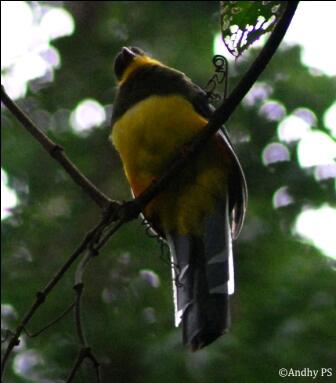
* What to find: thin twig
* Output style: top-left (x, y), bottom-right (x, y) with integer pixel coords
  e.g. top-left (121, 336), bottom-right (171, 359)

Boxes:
top-left (66, 348), bottom-right (85, 383)
top-left (74, 252), bottom-right (93, 347)
top-left (95, 216), bottom-right (126, 251)
top-left (66, 347), bottom-right (101, 383)
top-left (67, 250), bottom-right (101, 381)
top-left (0, 214), bottom-right (111, 378)
top-left (74, 283), bottom-right (87, 347)
top-left (23, 302), bottom-right (75, 338)
top-left (1, 85), bottom-right (111, 209)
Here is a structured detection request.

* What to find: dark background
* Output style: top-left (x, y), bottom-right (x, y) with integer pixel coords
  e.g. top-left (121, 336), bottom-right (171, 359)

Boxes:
top-left (2, 2), bottom-right (335, 382)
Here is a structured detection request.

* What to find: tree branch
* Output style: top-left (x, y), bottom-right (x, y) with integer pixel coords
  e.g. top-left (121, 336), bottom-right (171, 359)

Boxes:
top-left (66, 346), bottom-right (101, 383)
top-left (1, 85), bottom-right (111, 209)
top-left (131, 1), bottom-right (299, 213)
top-left (0, 216), bottom-right (110, 378)
top-left (66, 251), bottom-right (101, 382)
top-left (23, 302), bottom-right (75, 338)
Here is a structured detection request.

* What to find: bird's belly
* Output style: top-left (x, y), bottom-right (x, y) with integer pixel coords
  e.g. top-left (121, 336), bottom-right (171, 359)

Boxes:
top-left (111, 94), bottom-right (229, 234)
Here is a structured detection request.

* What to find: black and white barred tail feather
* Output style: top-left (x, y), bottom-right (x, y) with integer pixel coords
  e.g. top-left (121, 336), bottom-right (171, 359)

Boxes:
top-left (166, 197), bottom-right (234, 351)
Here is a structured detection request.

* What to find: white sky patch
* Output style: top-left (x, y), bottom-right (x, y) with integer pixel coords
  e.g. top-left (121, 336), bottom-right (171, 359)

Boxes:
top-left (298, 130), bottom-right (336, 168)
top-left (213, 33), bottom-right (235, 64)
top-left (1, 169), bottom-right (18, 220)
top-left (1, 1), bottom-right (33, 68)
top-left (214, 32), bottom-right (248, 83)
top-left (1, 1), bottom-right (74, 99)
top-left (295, 205), bottom-right (336, 260)
top-left (39, 7), bottom-right (74, 40)
top-left (70, 99), bottom-right (106, 133)
top-left (284, 2), bottom-right (336, 76)
top-left (12, 52), bottom-right (49, 82)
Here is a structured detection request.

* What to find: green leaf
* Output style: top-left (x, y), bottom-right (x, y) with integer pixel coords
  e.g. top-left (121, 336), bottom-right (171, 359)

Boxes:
top-left (220, 1), bottom-right (287, 57)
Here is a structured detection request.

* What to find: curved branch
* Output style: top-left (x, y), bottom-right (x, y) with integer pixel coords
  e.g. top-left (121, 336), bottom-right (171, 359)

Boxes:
top-left (23, 302), bottom-right (75, 338)
top-left (131, 1), bottom-right (299, 213)
top-left (1, 85), bottom-right (111, 209)
top-left (66, 346), bottom-right (101, 383)
top-left (67, 251), bottom-right (101, 382)
top-left (74, 1), bottom-right (300, 254)
top-left (0, 216), bottom-right (110, 378)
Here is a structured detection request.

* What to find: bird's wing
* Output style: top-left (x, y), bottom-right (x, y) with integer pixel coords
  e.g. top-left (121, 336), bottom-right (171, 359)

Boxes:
top-left (190, 87), bottom-right (247, 239)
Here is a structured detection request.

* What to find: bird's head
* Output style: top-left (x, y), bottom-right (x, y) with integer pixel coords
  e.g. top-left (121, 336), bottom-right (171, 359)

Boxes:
top-left (114, 46), bottom-right (162, 84)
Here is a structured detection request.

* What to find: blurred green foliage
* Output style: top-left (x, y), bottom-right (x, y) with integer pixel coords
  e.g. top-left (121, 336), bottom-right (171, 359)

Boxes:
top-left (1, 2), bottom-right (335, 382)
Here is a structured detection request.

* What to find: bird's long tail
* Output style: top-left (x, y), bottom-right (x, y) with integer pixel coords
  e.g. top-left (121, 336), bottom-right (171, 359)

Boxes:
top-left (166, 199), bottom-right (234, 351)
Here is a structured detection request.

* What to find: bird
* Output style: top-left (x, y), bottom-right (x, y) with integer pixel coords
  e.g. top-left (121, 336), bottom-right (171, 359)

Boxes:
top-left (110, 46), bottom-right (247, 351)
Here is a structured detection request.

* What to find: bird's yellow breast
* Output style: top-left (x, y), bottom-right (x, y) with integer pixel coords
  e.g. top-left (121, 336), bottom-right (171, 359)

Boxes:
top-left (111, 95), bottom-right (229, 234)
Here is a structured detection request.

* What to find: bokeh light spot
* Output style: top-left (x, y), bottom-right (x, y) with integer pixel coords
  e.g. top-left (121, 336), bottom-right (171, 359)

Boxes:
top-left (243, 82), bottom-right (273, 107)
top-left (295, 205), bottom-right (336, 259)
top-left (1, 1), bottom-right (74, 99)
top-left (40, 7), bottom-right (75, 40)
top-left (314, 164), bottom-right (336, 181)
top-left (262, 143), bottom-right (290, 166)
top-left (278, 115), bottom-right (311, 143)
top-left (13, 350), bottom-right (44, 379)
top-left (259, 100), bottom-right (286, 121)
top-left (293, 107), bottom-right (317, 127)
top-left (1, 1), bottom-right (33, 69)
top-left (273, 186), bottom-right (294, 209)
top-left (1, 169), bottom-right (18, 220)
top-left (70, 99), bottom-right (106, 133)
top-left (298, 130), bottom-right (336, 168)
top-left (139, 269), bottom-right (161, 288)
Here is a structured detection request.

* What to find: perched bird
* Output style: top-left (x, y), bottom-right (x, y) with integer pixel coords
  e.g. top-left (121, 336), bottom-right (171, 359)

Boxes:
top-left (111, 47), bottom-right (247, 351)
